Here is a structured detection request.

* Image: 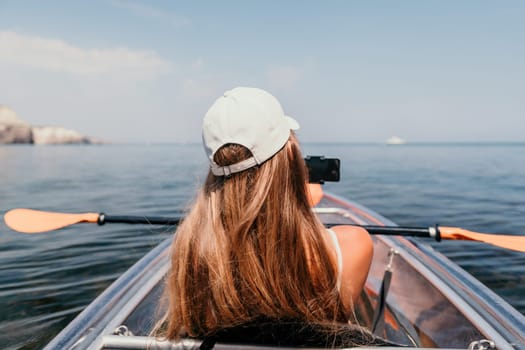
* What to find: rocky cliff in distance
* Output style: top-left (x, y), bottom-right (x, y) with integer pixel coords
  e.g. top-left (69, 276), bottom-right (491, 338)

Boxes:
top-left (0, 105), bottom-right (98, 145)
top-left (0, 106), bottom-right (33, 143)
top-left (32, 126), bottom-right (92, 144)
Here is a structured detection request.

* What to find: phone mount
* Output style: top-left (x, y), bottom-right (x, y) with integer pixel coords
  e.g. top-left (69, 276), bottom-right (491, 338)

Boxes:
top-left (305, 156), bottom-right (340, 184)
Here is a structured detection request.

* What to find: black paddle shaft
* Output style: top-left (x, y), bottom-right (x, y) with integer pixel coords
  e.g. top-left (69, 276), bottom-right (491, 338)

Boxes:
top-left (97, 213), bottom-right (181, 226)
top-left (360, 225), bottom-right (441, 241)
top-left (96, 213), bottom-right (441, 241)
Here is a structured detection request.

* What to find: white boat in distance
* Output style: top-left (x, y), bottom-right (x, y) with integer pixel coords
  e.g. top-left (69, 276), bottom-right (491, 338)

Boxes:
top-left (385, 136), bottom-right (407, 145)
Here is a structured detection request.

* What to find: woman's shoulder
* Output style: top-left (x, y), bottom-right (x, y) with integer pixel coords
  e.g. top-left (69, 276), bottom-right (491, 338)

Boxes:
top-left (330, 225), bottom-right (373, 251)
top-left (328, 225), bottom-right (374, 307)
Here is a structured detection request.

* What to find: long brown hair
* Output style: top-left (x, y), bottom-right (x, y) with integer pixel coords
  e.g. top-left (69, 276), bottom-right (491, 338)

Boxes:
top-left (160, 132), bottom-right (347, 339)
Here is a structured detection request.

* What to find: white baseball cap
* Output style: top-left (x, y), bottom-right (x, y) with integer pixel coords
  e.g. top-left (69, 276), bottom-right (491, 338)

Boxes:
top-left (203, 87), bottom-right (300, 176)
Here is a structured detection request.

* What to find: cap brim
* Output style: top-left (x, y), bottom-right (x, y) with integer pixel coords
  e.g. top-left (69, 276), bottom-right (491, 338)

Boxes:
top-left (285, 116), bottom-right (300, 130)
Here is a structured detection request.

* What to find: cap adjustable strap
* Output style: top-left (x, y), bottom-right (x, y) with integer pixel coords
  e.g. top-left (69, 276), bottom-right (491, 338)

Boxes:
top-left (211, 157), bottom-right (259, 176)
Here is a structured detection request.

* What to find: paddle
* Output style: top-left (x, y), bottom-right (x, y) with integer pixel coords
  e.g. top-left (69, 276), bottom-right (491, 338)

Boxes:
top-left (3, 209), bottom-right (181, 234)
top-left (4, 208), bottom-right (525, 253)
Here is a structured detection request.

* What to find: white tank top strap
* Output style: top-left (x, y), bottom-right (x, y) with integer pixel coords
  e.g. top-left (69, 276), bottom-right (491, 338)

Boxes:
top-left (327, 228), bottom-right (343, 290)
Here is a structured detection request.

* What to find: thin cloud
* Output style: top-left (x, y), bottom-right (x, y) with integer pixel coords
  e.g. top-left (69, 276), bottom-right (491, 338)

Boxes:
top-left (110, 0), bottom-right (191, 27)
top-left (180, 78), bottom-right (218, 101)
top-left (0, 31), bottom-right (173, 79)
top-left (266, 65), bottom-right (303, 89)
top-left (191, 58), bottom-right (205, 71)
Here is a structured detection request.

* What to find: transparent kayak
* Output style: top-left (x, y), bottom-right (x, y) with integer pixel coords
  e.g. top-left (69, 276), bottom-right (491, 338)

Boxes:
top-left (44, 191), bottom-right (525, 350)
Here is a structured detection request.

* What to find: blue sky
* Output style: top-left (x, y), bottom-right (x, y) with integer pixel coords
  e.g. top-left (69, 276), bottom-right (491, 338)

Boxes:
top-left (1, 0), bottom-right (524, 143)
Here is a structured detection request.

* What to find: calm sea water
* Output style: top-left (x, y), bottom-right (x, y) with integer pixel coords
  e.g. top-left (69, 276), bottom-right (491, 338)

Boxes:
top-left (0, 143), bottom-right (524, 349)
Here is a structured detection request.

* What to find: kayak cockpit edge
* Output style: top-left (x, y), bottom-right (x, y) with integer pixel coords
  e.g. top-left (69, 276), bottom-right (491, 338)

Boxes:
top-left (43, 191), bottom-right (525, 350)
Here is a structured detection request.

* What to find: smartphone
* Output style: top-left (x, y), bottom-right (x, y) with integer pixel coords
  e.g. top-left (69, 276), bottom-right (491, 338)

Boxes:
top-left (304, 156), bottom-right (340, 184)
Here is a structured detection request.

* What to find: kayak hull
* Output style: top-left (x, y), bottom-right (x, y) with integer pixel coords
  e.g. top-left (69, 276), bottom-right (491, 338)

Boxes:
top-left (44, 192), bottom-right (525, 350)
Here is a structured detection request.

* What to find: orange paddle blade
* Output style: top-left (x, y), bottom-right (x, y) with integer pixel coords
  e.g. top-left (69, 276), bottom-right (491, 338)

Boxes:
top-left (4, 209), bottom-right (99, 233)
top-left (440, 226), bottom-right (525, 253)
